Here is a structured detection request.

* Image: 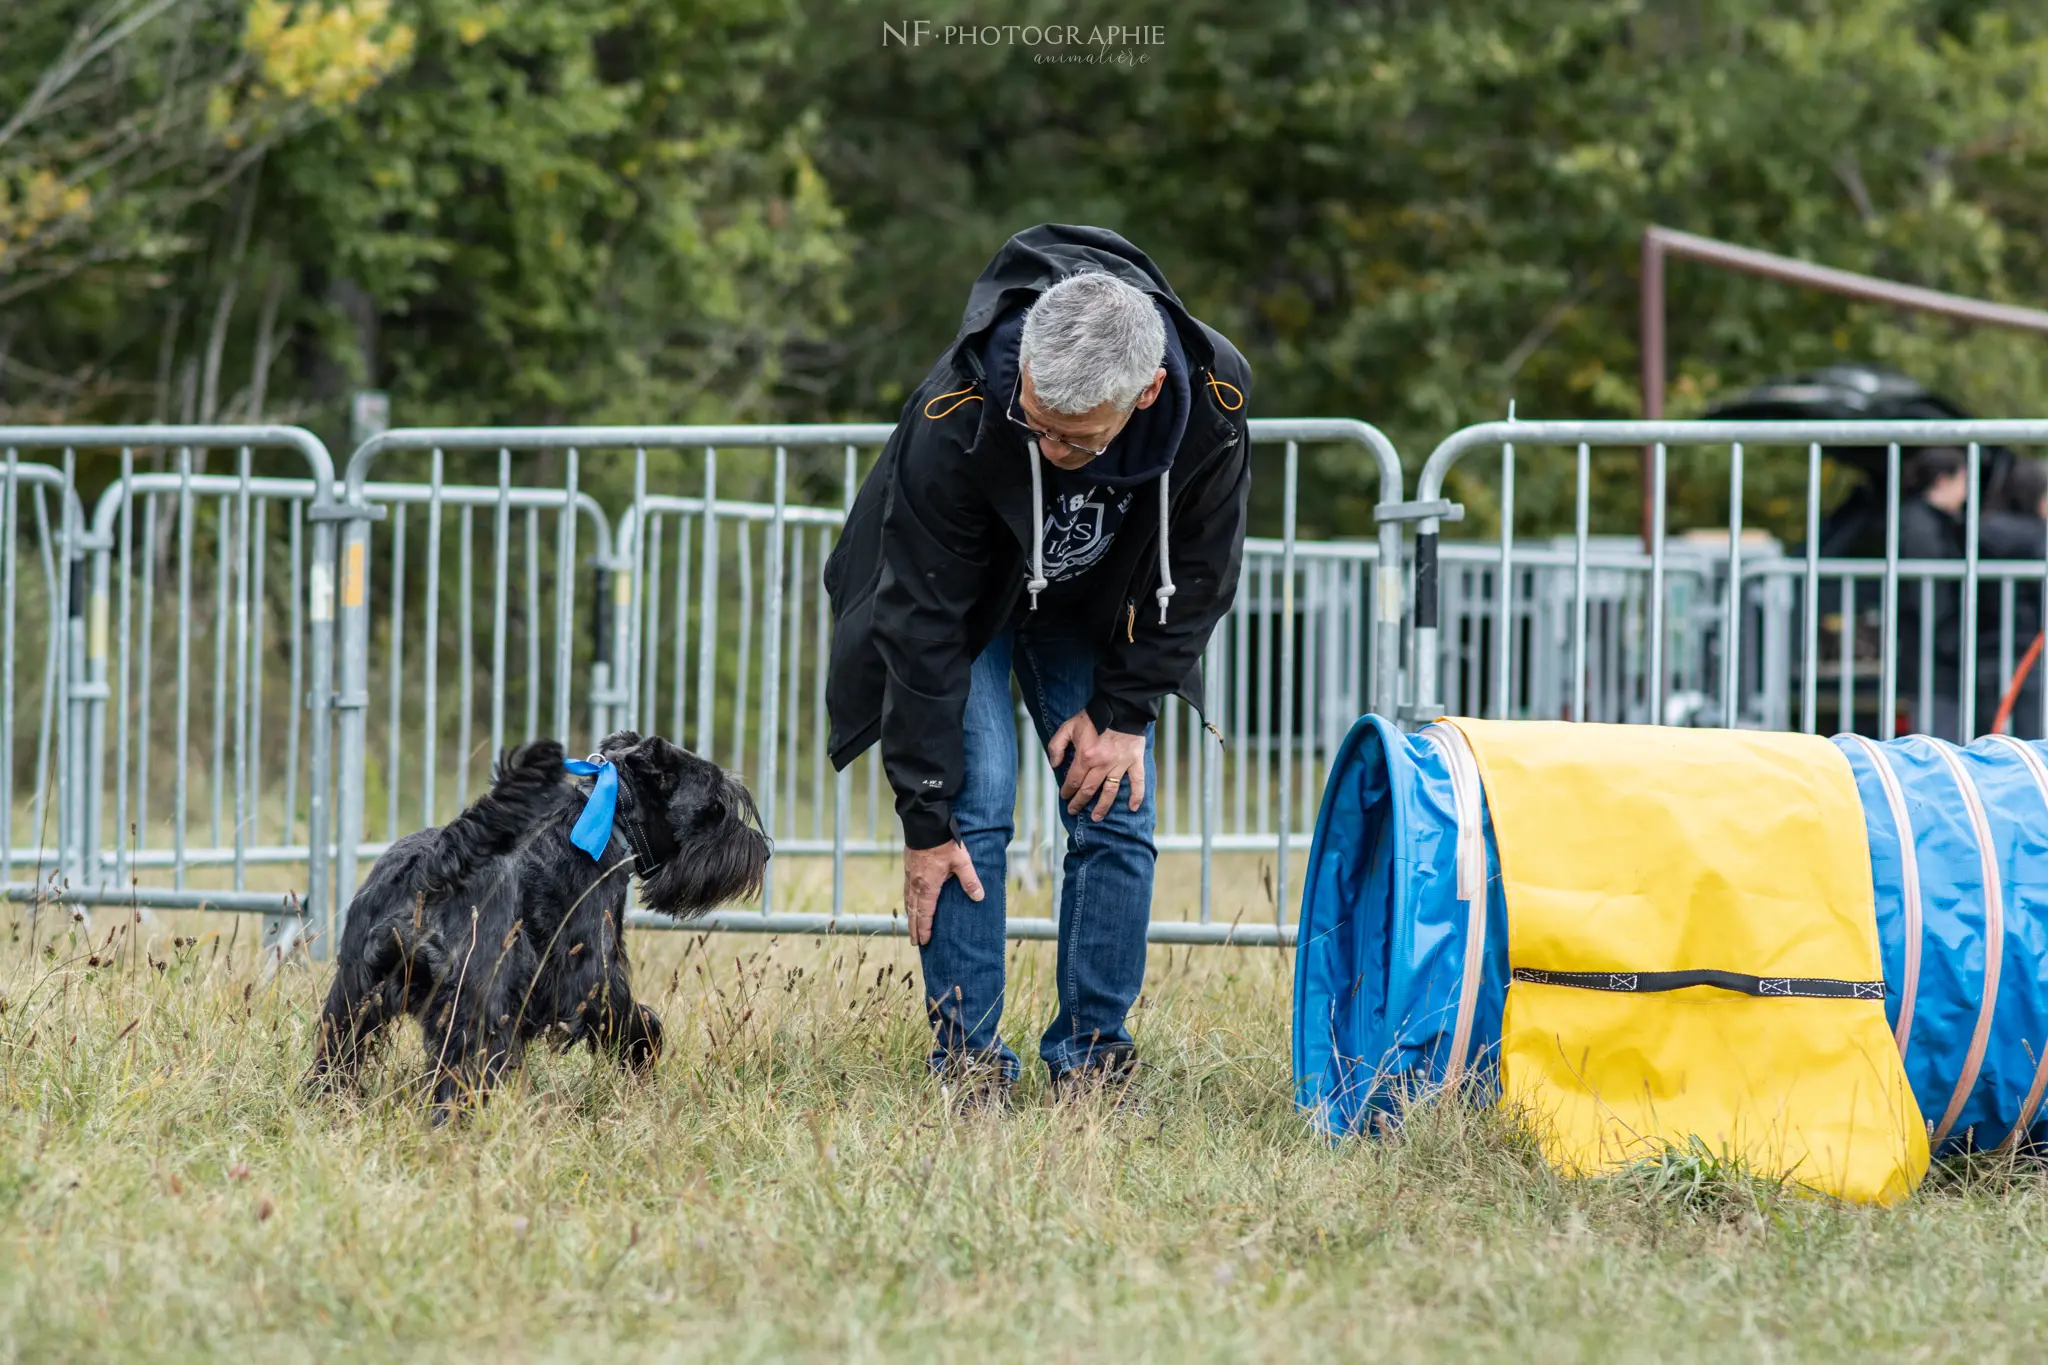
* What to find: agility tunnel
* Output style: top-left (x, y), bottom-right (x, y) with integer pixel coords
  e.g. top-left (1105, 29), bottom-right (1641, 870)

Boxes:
top-left (1295, 718), bottom-right (2048, 1203)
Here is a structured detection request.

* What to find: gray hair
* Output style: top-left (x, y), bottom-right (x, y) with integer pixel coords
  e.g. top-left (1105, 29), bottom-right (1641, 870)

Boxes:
top-left (1019, 272), bottom-right (1165, 415)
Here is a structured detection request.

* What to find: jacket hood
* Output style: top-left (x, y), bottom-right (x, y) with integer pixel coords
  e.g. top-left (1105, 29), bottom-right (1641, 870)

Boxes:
top-left (947, 224), bottom-right (1217, 373)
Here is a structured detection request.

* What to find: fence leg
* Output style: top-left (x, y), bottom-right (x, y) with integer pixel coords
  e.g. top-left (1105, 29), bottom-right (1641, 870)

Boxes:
top-left (1276, 442), bottom-right (1298, 935)
top-left (317, 505), bottom-right (361, 962)
top-left (590, 554), bottom-right (612, 749)
top-left (624, 447), bottom-right (647, 734)
top-left (57, 451), bottom-right (80, 892)
top-left (757, 447), bottom-right (786, 914)
top-left (832, 445), bottom-right (855, 922)
top-left (1201, 632), bottom-right (1219, 926)
top-left (83, 526), bottom-right (111, 888)
top-left (1374, 517), bottom-right (1404, 722)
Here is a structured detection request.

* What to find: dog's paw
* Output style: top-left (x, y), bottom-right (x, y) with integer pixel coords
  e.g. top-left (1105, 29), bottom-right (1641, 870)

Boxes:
top-left (621, 1003), bottom-right (664, 1073)
top-left (300, 1064), bottom-right (354, 1102)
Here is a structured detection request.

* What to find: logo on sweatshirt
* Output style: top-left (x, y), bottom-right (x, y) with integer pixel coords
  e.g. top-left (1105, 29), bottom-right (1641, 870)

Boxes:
top-left (1041, 486), bottom-right (1133, 582)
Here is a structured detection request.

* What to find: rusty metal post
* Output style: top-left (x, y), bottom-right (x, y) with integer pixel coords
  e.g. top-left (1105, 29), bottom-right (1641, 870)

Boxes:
top-left (1640, 232), bottom-right (1666, 550)
top-left (1637, 223), bottom-right (2048, 541)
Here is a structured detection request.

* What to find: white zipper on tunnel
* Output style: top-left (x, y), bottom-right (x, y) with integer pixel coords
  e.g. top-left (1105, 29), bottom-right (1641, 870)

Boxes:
top-left (1423, 723), bottom-right (1487, 1092)
top-left (1842, 734), bottom-right (1924, 1057)
top-left (1916, 737), bottom-right (2005, 1149)
top-left (1983, 733), bottom-right (2048, 1150)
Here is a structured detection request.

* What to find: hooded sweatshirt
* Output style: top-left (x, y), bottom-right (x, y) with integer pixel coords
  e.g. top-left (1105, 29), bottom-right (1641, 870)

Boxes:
top-left (977, 299), bottom-right (1191, 611)
top-left (822, 225), bottom-right (1253, 849)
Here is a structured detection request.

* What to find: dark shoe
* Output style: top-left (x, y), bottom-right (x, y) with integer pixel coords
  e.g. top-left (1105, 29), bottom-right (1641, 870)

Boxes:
top-left (934, 1051), bottom-right (1016, 1115)
top-left (1048, 1044), bottom-right (1142, 1109)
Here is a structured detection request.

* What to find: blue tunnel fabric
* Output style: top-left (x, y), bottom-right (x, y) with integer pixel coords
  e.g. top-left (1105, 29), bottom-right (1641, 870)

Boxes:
top-left (1295, 720), bottom-right (2048, 1155)
top-left (1293, 716), bottom-right (1507, 1135)
top-left (1835, 734), bottom-right (2048, 1151)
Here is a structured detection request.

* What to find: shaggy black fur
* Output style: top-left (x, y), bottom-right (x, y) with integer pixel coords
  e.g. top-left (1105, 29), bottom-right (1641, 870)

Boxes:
top-left (306, 730), bottom-right (768, 1120)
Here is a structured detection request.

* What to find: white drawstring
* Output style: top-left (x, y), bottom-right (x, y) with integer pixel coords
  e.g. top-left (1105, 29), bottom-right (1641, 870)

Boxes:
top-left (1155, 467), bottom-right (1175, 623)
top-left (1024, 446), bottom-right (1173, 624)
top-left (1026, 448), bottom-right (1047, 609)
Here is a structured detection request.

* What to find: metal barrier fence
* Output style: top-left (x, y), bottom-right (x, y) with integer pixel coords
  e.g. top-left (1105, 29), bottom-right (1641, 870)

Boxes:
top-left (333, 420), bottom-right (1404, 951)
top-left (1402, 420), bottom-right (2048, 745)
top-left (1429, 535), bottom-right (1772, 726)
top-left (0, 427), bottom-right (340, 947)
top-left (0, 458), bottom-right (85, 899)
top-left (9, 415), bottom-right (2046, 962)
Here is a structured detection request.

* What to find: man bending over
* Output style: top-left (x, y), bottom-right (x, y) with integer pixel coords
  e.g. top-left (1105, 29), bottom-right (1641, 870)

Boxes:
top-left (824, 224), bottom-right (1253, 1104)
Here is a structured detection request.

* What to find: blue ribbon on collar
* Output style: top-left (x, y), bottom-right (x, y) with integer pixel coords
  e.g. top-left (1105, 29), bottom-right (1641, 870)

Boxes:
top-left (563, 756), bottom-right (618, 862)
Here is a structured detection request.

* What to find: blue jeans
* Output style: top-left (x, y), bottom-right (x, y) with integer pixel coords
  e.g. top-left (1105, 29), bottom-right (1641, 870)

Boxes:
top-left (922, 623), bottom-right (1157, 1081)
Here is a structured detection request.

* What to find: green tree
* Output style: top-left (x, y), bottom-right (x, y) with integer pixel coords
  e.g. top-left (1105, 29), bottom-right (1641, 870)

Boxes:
top-left (264, 0), bottom-right (846, 432)
top-left (0, 0), bottom-right (412, 421)
top-left (1, 0), bottom-right (846, 461)
top-left (780, 0), bottom-right (2048, 540)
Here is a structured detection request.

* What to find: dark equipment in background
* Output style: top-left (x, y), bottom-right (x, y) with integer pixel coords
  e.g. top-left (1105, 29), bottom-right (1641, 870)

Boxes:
top-left (1707, 363), bottom-right (2038, 736)
top-left (1704, 362), bottom-right (2018, 557)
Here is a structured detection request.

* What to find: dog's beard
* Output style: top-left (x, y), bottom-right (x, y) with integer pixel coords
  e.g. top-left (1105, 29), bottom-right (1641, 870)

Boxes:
top-left (635, 779), bottom-right (769, 916)
top-left (592, 729), bottom-right (770, 917)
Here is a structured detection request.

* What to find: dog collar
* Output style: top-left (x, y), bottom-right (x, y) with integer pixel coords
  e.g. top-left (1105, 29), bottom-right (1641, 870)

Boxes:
top-left (619, 809), bottom-right (678, 876)
top-left (563, 756), bottom-right (619, 862)
top-left (622, 782), bottom-right (681, 873)
top-left (566, 754), bottom-right (682, 872)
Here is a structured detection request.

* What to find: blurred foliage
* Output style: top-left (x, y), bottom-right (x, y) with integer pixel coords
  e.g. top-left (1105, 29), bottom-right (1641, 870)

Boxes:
top-left (783, 0), bottom-right (2048, 540)
top-left (8, 0), bottom-right (2048, 539)
top-left (1, 0), bottom-right (411, 311)
top-left (1, 0), bottom-right (844, 451)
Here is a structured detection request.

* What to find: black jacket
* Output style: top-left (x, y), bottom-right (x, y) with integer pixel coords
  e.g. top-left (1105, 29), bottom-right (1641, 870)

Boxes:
top-left (822, 225), bottom-right (1254, 848)
top-left (1897, 500), bottom-right (2046, 692)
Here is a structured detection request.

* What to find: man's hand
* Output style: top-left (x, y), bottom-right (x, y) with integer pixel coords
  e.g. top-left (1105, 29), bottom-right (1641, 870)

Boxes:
top-left (903, 841), bottom-right (983, 946)
top-left (1049, 708), bottom-right (1147, 821)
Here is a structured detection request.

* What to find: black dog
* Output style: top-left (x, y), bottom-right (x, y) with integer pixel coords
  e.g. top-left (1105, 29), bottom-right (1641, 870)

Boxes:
top-left (307, 730), bottom-right (768, 1119)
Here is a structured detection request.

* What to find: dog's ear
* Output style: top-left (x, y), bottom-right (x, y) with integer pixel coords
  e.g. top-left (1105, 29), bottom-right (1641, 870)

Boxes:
top-left (596, 728), bottom-right (644, 759)
top-left (617, 733), bottom-right (687, 797)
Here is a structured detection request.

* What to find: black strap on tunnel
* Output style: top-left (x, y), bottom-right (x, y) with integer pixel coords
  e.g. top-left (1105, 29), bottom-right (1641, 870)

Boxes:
top-left (1511, 967), bottom-right (1885, 1001)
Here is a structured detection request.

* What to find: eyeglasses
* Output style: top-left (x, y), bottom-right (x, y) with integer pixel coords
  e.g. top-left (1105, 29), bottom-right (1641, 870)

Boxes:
top-left (1007, 378), bottom-right (1116, 459)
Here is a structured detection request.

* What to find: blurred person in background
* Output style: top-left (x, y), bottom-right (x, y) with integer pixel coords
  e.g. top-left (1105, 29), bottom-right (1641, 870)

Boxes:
top-left (1980, 457), bottom-right (2048, 738)
top-left (1897, 448), bottom-right (1967, 739)
top-left (1898, 449), bottom-right (2047, 739)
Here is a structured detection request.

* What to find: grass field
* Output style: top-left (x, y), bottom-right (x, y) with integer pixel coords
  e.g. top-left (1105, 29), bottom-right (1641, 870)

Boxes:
top-left (4, 896), bottom-right (2048, 1363)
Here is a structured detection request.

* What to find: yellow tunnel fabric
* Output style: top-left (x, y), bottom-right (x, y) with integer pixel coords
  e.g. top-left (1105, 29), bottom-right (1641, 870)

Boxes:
top-left (1446, 719), bottom-right (1928, 1205)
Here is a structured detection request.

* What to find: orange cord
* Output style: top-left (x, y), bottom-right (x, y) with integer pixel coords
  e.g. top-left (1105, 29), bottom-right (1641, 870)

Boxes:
top-left (922, 385), bottom-right (982, 419)
top-left (1993, 631), bottom-right (2045, 735)
top-left (1205, 375), bottom-right (1244, 411)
